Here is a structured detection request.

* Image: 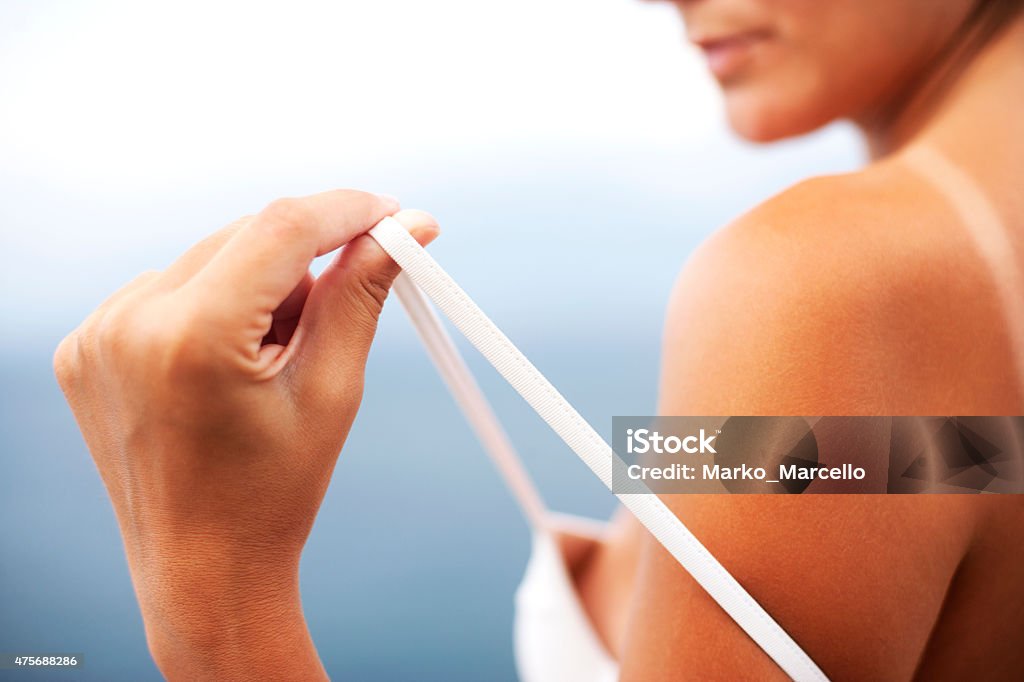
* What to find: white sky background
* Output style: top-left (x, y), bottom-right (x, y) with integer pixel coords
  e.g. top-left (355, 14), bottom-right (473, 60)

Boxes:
top-left (1, 0), bottom-right (716, 182)
top-left (0, 0), bottom-right (862, 349)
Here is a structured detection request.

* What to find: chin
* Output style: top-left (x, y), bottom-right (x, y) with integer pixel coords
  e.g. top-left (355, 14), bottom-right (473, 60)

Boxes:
top-left (722, 87), bottom-right (836, 143)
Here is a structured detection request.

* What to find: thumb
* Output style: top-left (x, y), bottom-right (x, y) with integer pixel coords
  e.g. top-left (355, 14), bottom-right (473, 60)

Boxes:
top-left (289, 209), bottom-right (439, 408)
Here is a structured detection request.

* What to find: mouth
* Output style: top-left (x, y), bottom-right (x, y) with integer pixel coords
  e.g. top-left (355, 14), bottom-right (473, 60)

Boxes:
top-left (691, 29), bottom-right (772, 80)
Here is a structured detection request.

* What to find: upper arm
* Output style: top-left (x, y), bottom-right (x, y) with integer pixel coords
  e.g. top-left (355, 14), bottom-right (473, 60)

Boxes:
top-left (619, 178), bottom-right (979, 680)
top-left (617, 495), bottom-right (976, 681)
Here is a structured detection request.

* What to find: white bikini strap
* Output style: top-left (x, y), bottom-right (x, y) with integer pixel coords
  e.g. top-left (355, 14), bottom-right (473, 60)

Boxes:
top-left (370, 217), bottom-right (830, 682)
top-left (392, 272), bottom-right (548, 527)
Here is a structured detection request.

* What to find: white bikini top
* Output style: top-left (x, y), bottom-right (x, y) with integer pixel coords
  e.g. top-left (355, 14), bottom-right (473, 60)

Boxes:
top-left (369, 219), bottom-right (829, 682)
top-left (367, 144), bottom-right (1022, 681)
top-left (515, 516), bottom-right (618, 682)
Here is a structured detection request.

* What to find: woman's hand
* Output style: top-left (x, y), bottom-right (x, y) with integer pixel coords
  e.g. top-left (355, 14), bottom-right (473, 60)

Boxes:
top-left (53, 190), bottom-right (438, 680)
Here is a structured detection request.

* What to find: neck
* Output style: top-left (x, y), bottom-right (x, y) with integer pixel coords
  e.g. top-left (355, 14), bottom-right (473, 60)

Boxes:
top-left (856, 14), bottom-right (1024, 160)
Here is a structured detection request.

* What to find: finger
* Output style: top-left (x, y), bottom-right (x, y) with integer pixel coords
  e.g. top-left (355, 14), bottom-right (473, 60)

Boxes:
top-left (288, 209), bottom-right (440, 409)
top-left (91, 269), bottom-right (162, 318)
top-left (90, 213), bottom-right (247, 324)
top-left (186, 190), bottom-right (399, 325)
top-left (159, 217), bottom-right (252, 289)
top-left (66, 269), bottom-right (162, 370)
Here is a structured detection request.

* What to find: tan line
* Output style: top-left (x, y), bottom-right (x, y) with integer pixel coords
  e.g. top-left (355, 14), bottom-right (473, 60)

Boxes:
top-left (903, 143), bottom-right (1024, 395)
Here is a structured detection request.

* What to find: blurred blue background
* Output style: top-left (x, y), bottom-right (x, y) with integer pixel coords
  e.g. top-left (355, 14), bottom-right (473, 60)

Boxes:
top-left (0, 0), bottom-right (859, 679)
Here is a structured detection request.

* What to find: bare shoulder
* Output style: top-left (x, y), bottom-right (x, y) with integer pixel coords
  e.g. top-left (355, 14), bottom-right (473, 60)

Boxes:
top-left (659, 163), bottom-right (1019, 415)
top-left (617, 167), bottom-right (1024, 681)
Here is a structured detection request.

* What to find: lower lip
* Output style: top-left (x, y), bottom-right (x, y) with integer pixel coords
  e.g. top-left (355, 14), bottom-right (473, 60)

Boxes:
top-left (701, 34), bottom-right (767, 80)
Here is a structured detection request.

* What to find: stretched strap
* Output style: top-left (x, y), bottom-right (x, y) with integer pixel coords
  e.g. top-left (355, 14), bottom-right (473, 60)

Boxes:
top-left (392, 272), bottom-right (547, 527)
top-left (370, 217), bottom-right (830, 682)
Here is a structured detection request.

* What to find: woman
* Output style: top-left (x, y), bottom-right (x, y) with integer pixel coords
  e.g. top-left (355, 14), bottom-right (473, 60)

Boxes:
top-left (56, 0), bottom-right (1024, 680)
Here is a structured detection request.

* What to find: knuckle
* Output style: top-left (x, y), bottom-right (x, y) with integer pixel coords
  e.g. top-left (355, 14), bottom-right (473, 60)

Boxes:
top-left (258, 198), bottom-right (314, 240)
top-left (94, 306), bottom-right (135, 359)
top-left (77, 270), bottom-right (162, 360)
top-left (220, 216), bottom-right (252, 241)
top-left (53, 288), bottom-right (208, 401)
top-left (86, 297), bottom-right (172, 368)
top-left (338, 188), bottom-right (376, 209)
top-left (353, 271), bottom-right (393, 321)
top-left (52, 333), bottom-right (81, 388)
top-left (74, 313), bottom-right (104, 360)
top-left (136, 269), bottom-right (162, 283)
top-left (226, 214), bottom-right (255, 230)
